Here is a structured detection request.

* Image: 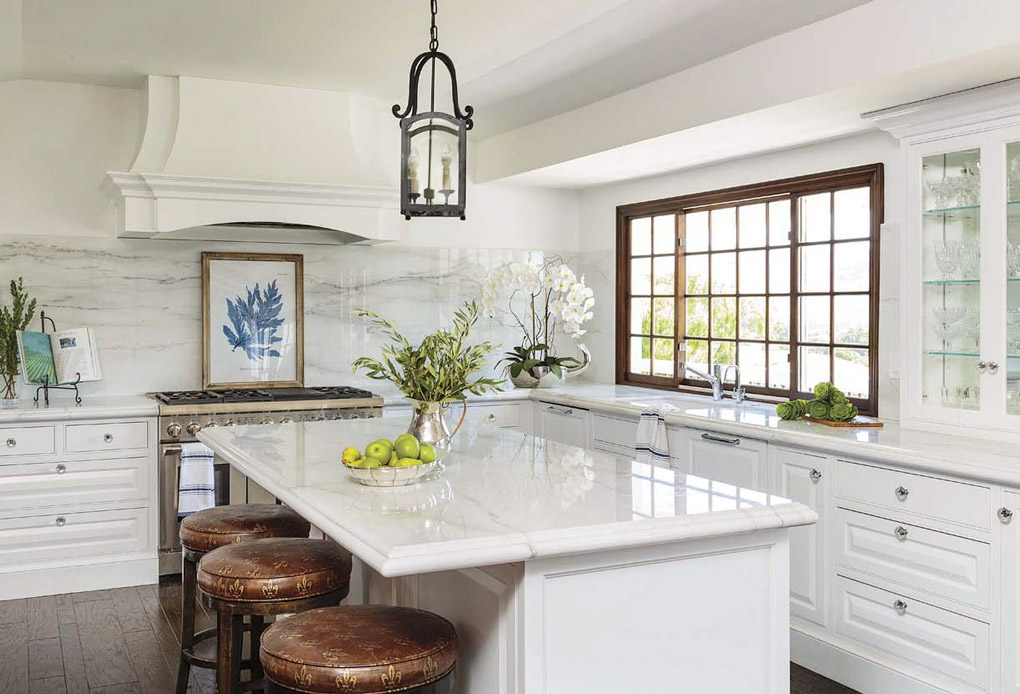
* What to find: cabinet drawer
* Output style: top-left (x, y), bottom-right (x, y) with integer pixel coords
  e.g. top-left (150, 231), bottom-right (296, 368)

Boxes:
top-left (836, 460), bottom-right (991, 530)
top-left (466, 404), bottom-right (521, 429)
top-left (0, 425), bottom-right (55, 459)
top-left (65, 421), bottom-right (149, 453)
top-left (0, 507), bottom-right (150, 568)
top-left (834, 576), bottom-right (989, 689)
top-left (0, 457), bottom-right (150, 513)
top-left (835, 508), bottom-right (990, 609)
top-left (591, 414), bottom-right (637, 450)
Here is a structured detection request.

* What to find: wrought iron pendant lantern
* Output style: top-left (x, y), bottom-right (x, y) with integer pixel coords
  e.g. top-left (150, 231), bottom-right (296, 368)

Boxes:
top-left (393, 0), bottom-right (473, 220)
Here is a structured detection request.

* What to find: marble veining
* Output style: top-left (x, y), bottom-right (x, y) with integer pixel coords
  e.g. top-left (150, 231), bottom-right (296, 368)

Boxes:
top-left (199, 418), bottom-right (814, 576)
top-left (0, 234), bottom-right (581, 400)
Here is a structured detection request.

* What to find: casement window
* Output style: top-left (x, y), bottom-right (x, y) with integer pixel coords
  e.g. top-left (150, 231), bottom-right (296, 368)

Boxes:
top-left (615, 164), bottom-right (883, 414)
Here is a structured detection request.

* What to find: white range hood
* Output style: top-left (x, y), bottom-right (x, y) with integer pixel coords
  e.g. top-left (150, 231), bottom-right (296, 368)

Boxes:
top-left (104, 76), bottom-right (401, 244)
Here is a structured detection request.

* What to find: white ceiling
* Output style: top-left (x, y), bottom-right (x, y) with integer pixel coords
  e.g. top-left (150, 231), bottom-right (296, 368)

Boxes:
top-left (3, 0), bottom-right (866, 137)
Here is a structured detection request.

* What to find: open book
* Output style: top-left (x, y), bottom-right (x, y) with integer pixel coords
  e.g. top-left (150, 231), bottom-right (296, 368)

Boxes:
top-left (17, 329), bottom-right (102, 385)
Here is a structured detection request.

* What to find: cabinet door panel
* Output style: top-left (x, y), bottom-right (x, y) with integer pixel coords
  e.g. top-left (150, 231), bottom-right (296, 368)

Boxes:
top-left (772, 447), bottom-right (827, 627)
top-left (535, 403), bottom-right (589, 449)
top-left (670, 428), bottom-right (766, 491)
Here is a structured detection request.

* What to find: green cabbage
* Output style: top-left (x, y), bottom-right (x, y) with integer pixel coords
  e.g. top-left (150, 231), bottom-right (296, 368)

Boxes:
top-left (813, 382), bottom-right (833, 400)
top-left (806, 399), bottom-right (830, 420)
top-left (829, 402), bottom-right (854, 421)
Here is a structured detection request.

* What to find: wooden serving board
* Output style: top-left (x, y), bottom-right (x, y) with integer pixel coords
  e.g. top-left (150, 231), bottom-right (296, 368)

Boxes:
top-left (805, 415), bottom-right (884, 428)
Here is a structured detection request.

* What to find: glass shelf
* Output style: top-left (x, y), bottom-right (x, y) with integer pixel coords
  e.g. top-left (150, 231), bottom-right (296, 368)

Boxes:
top-left (923, 201), bottom-right (1020, 218)
top-left (923, 350), bottom-right (979, 357)
top-left (922, 279), bottom-right (980, 285)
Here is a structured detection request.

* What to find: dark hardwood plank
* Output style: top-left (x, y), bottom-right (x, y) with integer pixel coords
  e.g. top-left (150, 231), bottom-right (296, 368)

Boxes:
top-left (58, 623), bottom-right (88, 694)
top-left (72, 599), bottom-right (137, 688)
top-left (28, 636), bottom-right (63, 680)
top-left (27, 596), bottom-right (59, 640)
top-left (29, 676), bottom-right (67, 694)
top-left (792, 664), bottom-right (860, 694)
top-left (71, 589), bottom-right (113, 604)
top-left (125, 629), bottom-right (174, 694)
top-left (55, 595), bottom-right (77, 625)
top-left (0, 621), bottom-right (29, 692)
top-left (0, 598), bottom-right (28, 624)
top-left (111, 587), bottom-right (152, 634)
top-left (90, 684), bottom-right (142, 694)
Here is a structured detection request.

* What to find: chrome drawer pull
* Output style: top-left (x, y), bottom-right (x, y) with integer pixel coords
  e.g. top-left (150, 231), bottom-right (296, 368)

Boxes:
top-left (809, 469), bottom-right (822, 482)
top-left (895, 486), bottom-right (909, 501)
top-left (547, 405), bottom-right (574, 416)
top-left (999, 507), bottom-right (1014, 524)
top-left (5, 438), bottom-right (14, 448)
top-left (893, 599), bottom-right (908, 615)
top-left (103, 433), bottom-right (113, 443)
top-left (701, 432), bottom-right (740, 446)
top-left (55, 517), bottom-right (66, 527)
top-left (56, 464), bottom-right (66, 475)
top-left (894, 526), bottom-right (908, 540)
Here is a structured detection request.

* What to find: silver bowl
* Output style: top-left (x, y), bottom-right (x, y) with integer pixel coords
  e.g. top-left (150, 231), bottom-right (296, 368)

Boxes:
top-left (341, 460), bottom-right (442, 487)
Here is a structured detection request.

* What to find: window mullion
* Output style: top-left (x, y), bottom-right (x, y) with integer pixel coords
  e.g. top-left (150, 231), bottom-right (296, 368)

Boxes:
top-left (789, 193), bottom-right (799, 400)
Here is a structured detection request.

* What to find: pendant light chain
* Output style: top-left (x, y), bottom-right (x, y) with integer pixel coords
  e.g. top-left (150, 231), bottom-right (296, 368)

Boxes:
top-left (429, 0), bottom-right (439, 52)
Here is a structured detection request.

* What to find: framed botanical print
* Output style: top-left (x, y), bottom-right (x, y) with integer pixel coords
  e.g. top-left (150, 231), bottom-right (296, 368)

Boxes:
top-left (202, 252), bottom-right (304, 389)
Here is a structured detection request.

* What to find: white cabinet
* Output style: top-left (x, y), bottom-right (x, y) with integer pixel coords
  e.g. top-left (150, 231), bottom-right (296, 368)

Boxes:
top-left (771, 446), bottom-right (828, 627)
top-left (669, 427), bottom-right (767, 491)
top-left (871, 81), bottom-right (1020, 435)
top-left (534, 402), bottom-right (589, 448)
top-left (1003, 490), bottom-right (1020, 694)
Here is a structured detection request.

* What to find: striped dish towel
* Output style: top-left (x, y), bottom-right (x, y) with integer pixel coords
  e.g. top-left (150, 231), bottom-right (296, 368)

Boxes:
top-left (178, 442), bottom-right (216, 516)
top-left (635, 404), bottom-right (679, 464)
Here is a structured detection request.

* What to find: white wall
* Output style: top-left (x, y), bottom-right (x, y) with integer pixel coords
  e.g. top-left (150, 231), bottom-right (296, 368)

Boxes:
top-left (575, 130), bottom-right (903, 419)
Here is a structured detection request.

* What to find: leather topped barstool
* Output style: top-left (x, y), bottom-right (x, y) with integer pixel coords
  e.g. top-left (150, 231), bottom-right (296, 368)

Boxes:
top-left (259, 605), bottom-right (457, 694)
top-left (175, 504), bottom-right (311, 694)
top-left (199, 538), bottom-right (353, 694)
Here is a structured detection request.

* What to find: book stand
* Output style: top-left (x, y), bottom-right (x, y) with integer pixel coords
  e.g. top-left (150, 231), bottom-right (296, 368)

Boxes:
top-left (33, 311), bottom-right (82, 407)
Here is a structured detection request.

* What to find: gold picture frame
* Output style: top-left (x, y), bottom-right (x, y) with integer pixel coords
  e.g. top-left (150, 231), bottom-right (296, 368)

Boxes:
top-left (201, 252), bottom-right (304, 390)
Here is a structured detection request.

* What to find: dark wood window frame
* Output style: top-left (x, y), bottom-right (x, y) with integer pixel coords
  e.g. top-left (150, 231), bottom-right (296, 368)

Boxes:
top-left (615, 163), bottom-right (884, 415)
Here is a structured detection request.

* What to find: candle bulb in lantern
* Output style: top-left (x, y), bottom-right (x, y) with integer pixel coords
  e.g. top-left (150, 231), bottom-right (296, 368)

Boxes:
top-left (441, 145), bottom-right (453, 191)
top-left (408, 148), bottom-right (420, 196)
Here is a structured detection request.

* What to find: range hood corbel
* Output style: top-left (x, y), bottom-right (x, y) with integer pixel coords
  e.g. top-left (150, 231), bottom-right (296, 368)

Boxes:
top-left (104, 76), bottom-right (401, 244)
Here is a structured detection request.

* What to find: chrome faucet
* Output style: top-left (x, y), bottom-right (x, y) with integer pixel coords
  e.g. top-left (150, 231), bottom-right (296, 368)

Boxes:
top-left (682, 363), bottom-right (745, 403)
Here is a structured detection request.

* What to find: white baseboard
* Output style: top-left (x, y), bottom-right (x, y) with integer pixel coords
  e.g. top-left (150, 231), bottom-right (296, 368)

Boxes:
top-left (0, 553), bottom-right (158, 600)
top-left (792, 626), bottom-right (980, 694)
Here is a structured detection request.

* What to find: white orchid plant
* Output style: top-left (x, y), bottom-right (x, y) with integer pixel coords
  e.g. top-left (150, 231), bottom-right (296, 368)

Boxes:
top-left (480, 257), bottom-right (594, 380)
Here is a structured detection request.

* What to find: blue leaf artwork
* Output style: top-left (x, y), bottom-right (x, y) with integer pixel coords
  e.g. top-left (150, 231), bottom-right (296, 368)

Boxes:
top-left (222, 280), bottom-right (286, 361)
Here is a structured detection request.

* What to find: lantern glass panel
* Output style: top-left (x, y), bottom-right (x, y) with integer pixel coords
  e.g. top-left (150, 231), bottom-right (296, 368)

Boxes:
top-left (406, 118), bottom-right (461, 209)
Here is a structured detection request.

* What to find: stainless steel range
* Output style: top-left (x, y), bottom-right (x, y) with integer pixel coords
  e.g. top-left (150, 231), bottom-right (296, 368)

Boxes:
top-left (154, 386), bottom-right (383, 575)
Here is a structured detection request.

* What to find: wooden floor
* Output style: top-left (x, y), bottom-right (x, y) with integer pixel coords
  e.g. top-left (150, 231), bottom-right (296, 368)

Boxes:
top-left (0, 579), bottom-right (860, 693)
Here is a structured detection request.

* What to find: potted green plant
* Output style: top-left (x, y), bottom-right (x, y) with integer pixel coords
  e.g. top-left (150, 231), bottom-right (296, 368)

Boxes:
top-left (480, 257), bottom-right (594, 388)
top-left (0, 278), bottom-right (37, 406)
top-left (353, 301), bottom-right (502, 457)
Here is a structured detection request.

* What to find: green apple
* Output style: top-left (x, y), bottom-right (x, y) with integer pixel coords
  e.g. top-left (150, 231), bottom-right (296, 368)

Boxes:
top-left (394, 434), bottom-right (420, 460)
top-left (351, 457), bottom-right (382, 468)
top-left (341, 447), bottom-right (360, 464)
top-left (365, 439), bottom-right (393, 461)
top-left (419, 444), bottom-right (437, 463)
top-left (393, 457), bottom-right (424, 468)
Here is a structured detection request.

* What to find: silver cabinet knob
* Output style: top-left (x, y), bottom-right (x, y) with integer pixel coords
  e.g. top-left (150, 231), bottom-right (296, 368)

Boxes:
top-left (809, 469), bottom-right (822, 482)
top-left (976, 361), bottom-right (988, 373)
top-left (56, 464), bottom-right (66, 474)
top-left (55, 517), bottom-right (66, 527)
top-left (166, 423), bottom-right (182, 437)
top-left (486, 413), bottom-right (497, 423)
top-left (5, 438), bottom-right (15, 448)
top-left (894, 526), bottom-right (909, 540)
top-left (186, 422), bottom-right (201, 436)
top-left (999, 507), bottom-right (1014, 524)
top-left (893, 599), bottom-right (908, 615)
top-left (895, 486), bottom-right (909, 501)
top-left (988, 361), bottom-right (1000, 374)
top-left (103, 433), bottom-right (113, 443)
top-left (280, 417), bottom-right (294, 424)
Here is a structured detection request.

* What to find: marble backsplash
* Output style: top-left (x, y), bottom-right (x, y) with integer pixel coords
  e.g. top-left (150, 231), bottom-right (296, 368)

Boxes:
top-left (0, 234), bottom-right (585, 400)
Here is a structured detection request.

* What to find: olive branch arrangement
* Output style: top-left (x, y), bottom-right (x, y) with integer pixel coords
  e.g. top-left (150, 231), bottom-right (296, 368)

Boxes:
top-left (0, 278), bottom-right (37, 398)
top-left (352, 301), bottom-right (502, 403)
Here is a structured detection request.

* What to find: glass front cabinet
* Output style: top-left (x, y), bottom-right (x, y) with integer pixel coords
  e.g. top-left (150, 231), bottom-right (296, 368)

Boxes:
top-left (871, 82), bottom-right (1020, 435)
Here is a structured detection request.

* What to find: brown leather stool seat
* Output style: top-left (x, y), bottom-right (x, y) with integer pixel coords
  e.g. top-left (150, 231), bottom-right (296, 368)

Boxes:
top-left (198, 537), bottom-right (352, 603)
top-left (260, 605), bottom-right (457, 694)
top-left (180, 503), bottom-right (310, 552)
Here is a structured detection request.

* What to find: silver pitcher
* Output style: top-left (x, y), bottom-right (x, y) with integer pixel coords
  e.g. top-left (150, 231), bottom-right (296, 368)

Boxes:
top-left (406, 400), bottom-right (467, 460)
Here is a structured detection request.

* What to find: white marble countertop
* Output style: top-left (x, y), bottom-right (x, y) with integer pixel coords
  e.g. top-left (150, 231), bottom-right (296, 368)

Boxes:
top-left (383, 382), bottom-right (1020, 487)
top-left (0, 394), bottom-right (158, 424)
top-left (199, 419), bottom-right (814, 577)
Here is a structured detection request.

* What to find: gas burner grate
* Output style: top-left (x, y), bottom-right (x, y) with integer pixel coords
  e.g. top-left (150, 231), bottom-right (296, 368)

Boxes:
top-left (153, 386), bottom-right (376, 405)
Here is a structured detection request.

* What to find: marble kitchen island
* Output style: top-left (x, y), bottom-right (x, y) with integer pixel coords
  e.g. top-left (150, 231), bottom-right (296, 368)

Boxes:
top-left (200, 418), bottom-right (815, 694)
